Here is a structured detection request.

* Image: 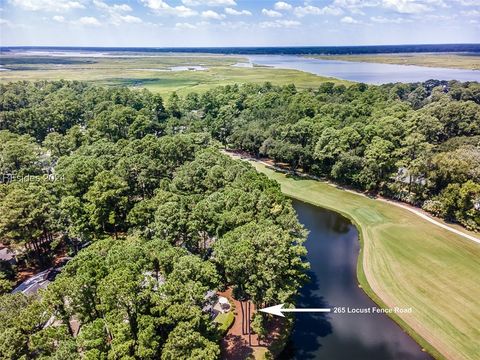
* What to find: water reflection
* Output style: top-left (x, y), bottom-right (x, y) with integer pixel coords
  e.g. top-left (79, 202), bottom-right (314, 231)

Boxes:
top-left (281, 270), bottom-right (332, 359)
top-left (247, 55), bottom-right (480, 84)
top-left (280, 199), bottom-right (432, 360)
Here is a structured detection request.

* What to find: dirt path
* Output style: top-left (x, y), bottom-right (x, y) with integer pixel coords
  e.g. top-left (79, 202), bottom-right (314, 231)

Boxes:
top-left (218, 288), bottom-right (263, 360)
top-left (227, 151), bottom-right (480, 246)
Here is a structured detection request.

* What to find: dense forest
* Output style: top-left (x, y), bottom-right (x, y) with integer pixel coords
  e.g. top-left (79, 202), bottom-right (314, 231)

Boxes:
top-left (0, 78), bottom-right (478, 358)
top-left (165, 80), bottom-right (478, 230)
top-left (0, 81), bottom-right (308, 359)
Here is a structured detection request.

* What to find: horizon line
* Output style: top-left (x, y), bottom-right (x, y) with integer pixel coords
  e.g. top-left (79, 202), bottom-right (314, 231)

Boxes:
top-left (2, 43), bottom-right (480, 49)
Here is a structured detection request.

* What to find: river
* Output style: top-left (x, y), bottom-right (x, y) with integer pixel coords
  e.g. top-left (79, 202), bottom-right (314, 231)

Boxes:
top-left (280, 199), bottom-right (432, 360)
top-left (246, 55), bottom-right (480, 84)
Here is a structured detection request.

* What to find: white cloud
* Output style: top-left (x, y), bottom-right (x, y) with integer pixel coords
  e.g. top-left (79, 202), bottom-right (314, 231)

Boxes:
top-left (371, 15), bottom-right (412, 23)
top-left (201, 10), bottom-right (225, 19)
top-left (140, 0), bottom-right (168, 11)
top-left (225, 7), bottom-right (251, 15)
top-left (259, 19), bottom-right (301, 28)
top-left (175, 22), bottom-right (196, 29)
top-left (93, 0), bottom-right (142, 25)
top-left (294, 5), bottom-right (343, 17)
top-left (8, 0), bottom-right (84, 12)
top-left (456, 0), bottom-right (480, 5)
top-left (141, 0), bottom-right (197, 17)
top-left (324, 6), bottom-right (344, 15)
top-left (461, 9), bottom-right (480, 16)
top-left (0, 19), bottom-right (12, 26)
top-left (334, 0), bottom-right (378, 7)
top-left (219, 20), bottom-right (248, 29)
top-left (350, 9), bottom-right (365, 14)
top-left (114, 4), bottom-right (131, 12)
top-left (333, 0), bottom-right (377, 14)
top-left (93, 1), bottom-right (132, 12)
top-left (294, 5), bottom-right (320, 16)
top-left (427, 0), bottom-right (448, 7)
top-left (262, 9), bottom-right (283, 17)
top-left (53, 15), bottom-right (65, 22)
top-left (340, 16), bottom-right (359, 23)
top-left (334, 0), bottom-right (447, 14)
top-left (382, 0), bottom-right (430, 14)
top-left (422, 13), bottom-right (453, 20)
top-left (172, 6), bottom-right (197, 17)
top-left (0, 18), bottom-right (29, 28)
top-left (274, 1), bottom-right (292, 10)
top-left (77, 16), bottom-right (101, 26)
top-left (115, 15), bottom-right (142, 24)
top-left (182, 0), bottom-right (236, 5)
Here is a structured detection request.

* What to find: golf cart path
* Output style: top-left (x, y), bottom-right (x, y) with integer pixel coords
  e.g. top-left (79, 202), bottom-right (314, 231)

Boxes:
top-left (229, 152), bottom-right (480, 246)
top-left (375, 198), bottom-right (480, 245)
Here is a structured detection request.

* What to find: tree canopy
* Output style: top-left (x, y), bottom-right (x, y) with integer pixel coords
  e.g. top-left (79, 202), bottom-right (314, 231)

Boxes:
top-left (0, 78), bottom-right (478, 358)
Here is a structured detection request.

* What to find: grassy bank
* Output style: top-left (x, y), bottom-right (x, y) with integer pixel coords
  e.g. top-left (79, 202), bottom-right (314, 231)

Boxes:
top-left (0, 54), bottom-right (348, 97)
top-left (250, 161), bottom-right (480, 360)
top-left (309, 53), bottom-right (480, 70)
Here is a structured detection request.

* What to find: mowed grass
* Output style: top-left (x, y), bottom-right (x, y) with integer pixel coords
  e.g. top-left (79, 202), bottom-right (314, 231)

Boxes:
top-left (214, 312), bottom-right (235, 334)
top-left (0, 55), bottom-right (349, 97)
top-left (309, 53), bottom-right (480, 70)
top-left (250, 162), bottom-right (480, 360)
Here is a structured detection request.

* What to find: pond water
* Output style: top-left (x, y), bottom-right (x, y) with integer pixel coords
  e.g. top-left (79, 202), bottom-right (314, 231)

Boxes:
top-left (280, 199), bottom-right (432, 360)
top-left (247, 55), bottom-right (480, 84)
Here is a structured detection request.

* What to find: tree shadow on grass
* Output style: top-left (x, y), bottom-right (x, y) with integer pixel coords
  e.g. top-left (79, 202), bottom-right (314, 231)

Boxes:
top-left (285, 172), bottom-right (306, 181)
top-left (279, 270), bottom-right (333, 360)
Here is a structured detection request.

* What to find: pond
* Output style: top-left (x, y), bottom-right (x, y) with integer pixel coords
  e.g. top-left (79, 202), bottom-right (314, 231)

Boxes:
top-left (246, 55), bottom-right (480, 84)
top-left (280, 199), bottom-right (432, 360)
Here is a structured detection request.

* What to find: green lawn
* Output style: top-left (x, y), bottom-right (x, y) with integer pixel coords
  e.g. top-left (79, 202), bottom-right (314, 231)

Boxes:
top-left (214, 311), bottom-right (235, 334)
top-left (251, 162), bottom-right (480, 360)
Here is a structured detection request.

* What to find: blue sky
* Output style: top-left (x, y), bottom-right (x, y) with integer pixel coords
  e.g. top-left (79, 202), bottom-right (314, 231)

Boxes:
top-left (1, 0), bottom-right (479, 46)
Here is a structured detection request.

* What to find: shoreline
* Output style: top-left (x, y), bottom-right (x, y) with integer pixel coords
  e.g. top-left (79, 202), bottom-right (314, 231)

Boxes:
top-left (282, 190), bottom-right (443, 360)
top-left (225, 151), bottom-right (479, 244)
top-left (226, 151), bottom-right (479, 360)
top-left (289, 196), bottom-right (439, 359)
top-left (304, 53), bottom-right (480, 71)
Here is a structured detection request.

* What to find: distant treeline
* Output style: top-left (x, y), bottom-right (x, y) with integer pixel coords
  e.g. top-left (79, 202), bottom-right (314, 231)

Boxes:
top-left (2, 43), bottom-right (480, 55)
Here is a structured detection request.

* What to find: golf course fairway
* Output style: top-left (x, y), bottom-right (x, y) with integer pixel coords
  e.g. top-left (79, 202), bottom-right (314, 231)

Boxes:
top-left (250, 161), bottom-right (480, 360)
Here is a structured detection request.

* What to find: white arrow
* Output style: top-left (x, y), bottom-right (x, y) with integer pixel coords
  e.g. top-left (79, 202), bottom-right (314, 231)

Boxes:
top-left (258, 303), bottom-right (331, 317)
